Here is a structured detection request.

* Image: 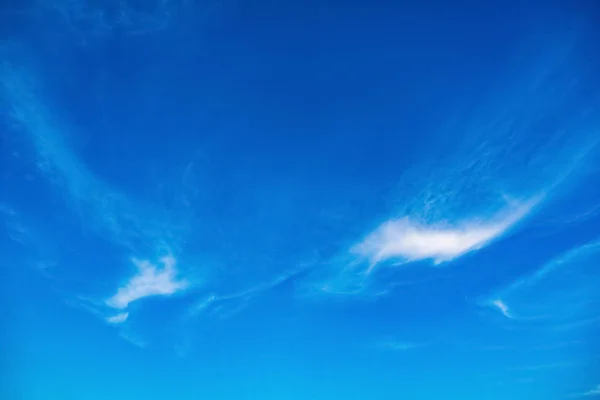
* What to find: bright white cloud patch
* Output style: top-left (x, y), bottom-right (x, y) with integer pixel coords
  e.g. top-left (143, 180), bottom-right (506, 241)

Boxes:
top-left (491, 299), bottom-right (512, 318)
top-left (107, 312), bottom-right (129, 324)
top-left (352, 200), bottom-right (537, 267)
top-left (106, 256), bottom-right (188, 309)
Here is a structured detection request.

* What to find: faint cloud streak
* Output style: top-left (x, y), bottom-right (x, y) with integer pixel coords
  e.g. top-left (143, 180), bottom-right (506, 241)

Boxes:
top-left (107, 312), bottom-right (129, 324)
top-left (581, 384), bottom-right (600, 397)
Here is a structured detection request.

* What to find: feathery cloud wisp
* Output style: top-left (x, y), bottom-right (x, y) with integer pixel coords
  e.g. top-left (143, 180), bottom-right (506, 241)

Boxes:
top-left (352, 200), bottom-right (537, 267)
top-left (491, 299), bottom-right (512, 318)
top-left (107, 312), bottom-right (129, 324)
top-left (483, 239), bottom-right (600, 323)
top-left (567, 384), bottom-right (600, 398)
top-left (582, 384), bottom-right (600, 397)
top-left (106, 256), bottom-right (188, 309)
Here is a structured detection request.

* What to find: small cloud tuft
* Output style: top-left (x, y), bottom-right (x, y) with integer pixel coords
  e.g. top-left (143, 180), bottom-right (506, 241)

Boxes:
top-left (107, 312), bottom-right (129, 324)
top-left (106, 256), bottom-right (188, 309)
top-left (491, 299), bottom-right (512, 318)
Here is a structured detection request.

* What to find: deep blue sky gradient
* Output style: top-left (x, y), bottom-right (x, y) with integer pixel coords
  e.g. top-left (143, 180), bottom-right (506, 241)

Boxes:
top-left (1, 1), bottom-right (600, 399)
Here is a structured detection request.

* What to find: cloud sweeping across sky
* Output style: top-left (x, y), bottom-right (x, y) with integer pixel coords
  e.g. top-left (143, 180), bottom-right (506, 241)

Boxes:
top-left (304, 38), bottom-right (599, 296)
top-left (0, 62), bottom-right (191, 257)
top-left (106, 256), bottom-right (188, 309)
top-left (353, 199), bottom-right (538, 267)
top-left (1, 59), bottom-right (196, 322)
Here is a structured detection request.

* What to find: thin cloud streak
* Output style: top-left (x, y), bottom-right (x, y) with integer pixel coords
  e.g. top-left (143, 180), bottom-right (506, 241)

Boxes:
top-left (567, 384), bottom-right (600, 398)
top-left (483, 238), bottom-right (600, 323)
top-left (505, 239), bottom-right (600, 293)
top-left (189, 268), bottom-right (306, 318)
top-left (1, 65), bottom-right (188, 255)
top-left (582, 385), bottom-right (600, 397)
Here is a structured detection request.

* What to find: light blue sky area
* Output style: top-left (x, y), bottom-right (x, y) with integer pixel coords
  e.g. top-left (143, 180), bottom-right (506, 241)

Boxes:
top-left (1, 1), bottom-right (600, 399)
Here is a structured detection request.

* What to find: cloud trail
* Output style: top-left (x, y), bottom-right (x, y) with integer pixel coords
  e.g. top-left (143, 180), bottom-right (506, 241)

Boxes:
top-left (0, 64), bottom-right (187, 254)
top-left (581, 384), bottom-right (600, 397)
top-left (309, 64), bottom-right (598, 297)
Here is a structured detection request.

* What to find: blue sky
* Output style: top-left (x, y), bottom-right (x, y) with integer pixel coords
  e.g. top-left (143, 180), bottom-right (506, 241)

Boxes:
top-left (1, 1), bottom-right (600, 399)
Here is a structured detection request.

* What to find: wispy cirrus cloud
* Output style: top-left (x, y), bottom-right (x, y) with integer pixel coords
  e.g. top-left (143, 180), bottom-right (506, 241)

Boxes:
top-left (307, 199), bottom-right (540, 297)
top-left (307, 45), bottom-right (599, 298)
top-left (2, 64), bottom-right (193, 330)
top-left (188, 268), bottom-right (306, 319)
top-left (106, 256), bottom-right (188, 309)
top-left (1, 64), bottom-right (189, 254)
top-left (505, 240), bottom-right (600, 293)
top-left (490, 299), bottom-right (512, 319)
top-left (483, 239), bottom-right (600, 327)
top-left (107, 312), bottom-right (129, 324)
top-left (1, 56), bottom-right (206, 355)
top-left (353, 199), bottom-right (537, 268)
top-left (581, 385), bottom-right (600, 397)
top-left (566, 384), bottom-right (600, 398)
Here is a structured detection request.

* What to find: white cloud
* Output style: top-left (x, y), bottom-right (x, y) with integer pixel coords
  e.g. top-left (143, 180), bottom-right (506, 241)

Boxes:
top-left (352, 200), bottom-right (537, 267)
top-left (582, 384), bottom-right (600, 397)
top-left (106, 256), bottom-right (188, 309)
top-left (566, 384), bottom-right (600, 398)
top-left (491, 299), bottom-right (512, 318)
top-left (107, 312), bottom-right (129, 324)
